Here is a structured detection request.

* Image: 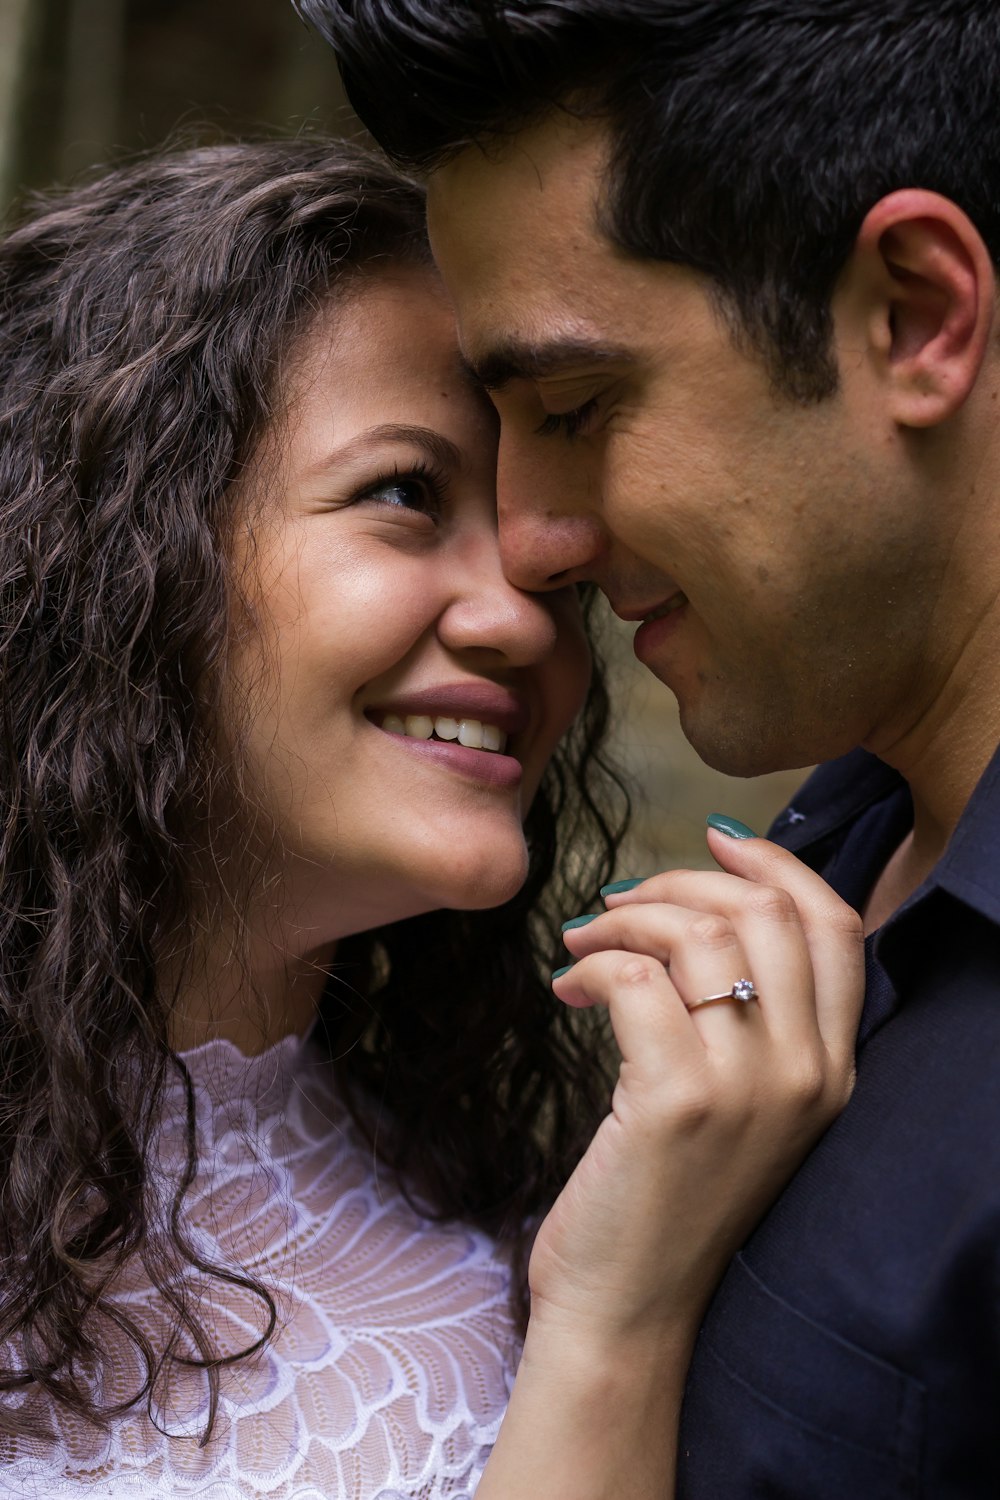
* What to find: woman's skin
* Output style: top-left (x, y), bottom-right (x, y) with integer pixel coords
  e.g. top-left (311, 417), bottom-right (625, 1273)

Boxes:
top-left (172, 263), bottom-right (865, 1496)
top-left (170, 267), bottom-right (589, 1053)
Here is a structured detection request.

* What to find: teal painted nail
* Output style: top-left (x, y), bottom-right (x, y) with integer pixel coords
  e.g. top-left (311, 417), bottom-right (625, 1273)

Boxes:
top-left (561, 913), bottom-right (599, 932)
top-left (600, 877), bottom-right (647, 897)
top-left (707, 813), bottom-right (757, 839)
top-left (551, 964), bottom-right (574, 981)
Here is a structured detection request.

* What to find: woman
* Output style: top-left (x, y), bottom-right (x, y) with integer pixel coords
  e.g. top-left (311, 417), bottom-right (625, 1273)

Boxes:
top-left (0, 138), bottom-right (863, 1497)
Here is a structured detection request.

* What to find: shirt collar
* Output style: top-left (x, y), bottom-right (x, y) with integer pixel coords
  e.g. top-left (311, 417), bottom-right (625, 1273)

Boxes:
top-left (768, 747), bottom-right (907, 859)
top-left (768, 746), bottom-right (1000, 1045)
top-left (926, 741), bottom-right (1000, 927)
top-left (771, 741), bottom-right (1000, 930)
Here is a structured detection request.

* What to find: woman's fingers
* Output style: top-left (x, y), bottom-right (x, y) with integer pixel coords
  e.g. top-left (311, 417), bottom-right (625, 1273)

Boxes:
top-left (557, 898), bottom-right (830, 1145)
top-left (552, 944), bottom-right (720, 1086)
top-left (703, 831), bottom-right (865, 1069)
top-left (562, 892), bottom-right (816, 1052)
top-left (598, 835), bottom-right (865, 1077)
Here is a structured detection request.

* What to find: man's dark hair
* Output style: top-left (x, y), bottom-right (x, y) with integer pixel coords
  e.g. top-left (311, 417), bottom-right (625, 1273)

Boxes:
top-left (298, 0), bottom-right (1000, 400)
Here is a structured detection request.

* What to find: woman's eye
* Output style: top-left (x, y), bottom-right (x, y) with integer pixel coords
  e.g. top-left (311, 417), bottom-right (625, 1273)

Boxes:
top-left (367, 478), bottom-right (428, 509)
top-left (535, 398), bottom-right (599, 440)
top-left (355, 466), bottom-right (446, 522)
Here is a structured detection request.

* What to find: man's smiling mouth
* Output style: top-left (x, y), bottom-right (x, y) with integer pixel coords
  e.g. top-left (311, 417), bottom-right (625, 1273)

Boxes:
top-left (610, 589), bottom-right (689, 625)
top-left (643, 592), bottom-right (687, 623)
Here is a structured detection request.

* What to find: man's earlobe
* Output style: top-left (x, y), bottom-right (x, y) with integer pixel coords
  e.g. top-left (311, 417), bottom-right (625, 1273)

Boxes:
top-left (851, 189), bottom-right (995, 429)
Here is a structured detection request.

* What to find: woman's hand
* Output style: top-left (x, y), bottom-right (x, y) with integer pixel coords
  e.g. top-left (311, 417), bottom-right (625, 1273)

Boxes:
top-left (477, 830), bottom-right (864, 1500)
top-left (530, 828), bottom-right (863, 1341)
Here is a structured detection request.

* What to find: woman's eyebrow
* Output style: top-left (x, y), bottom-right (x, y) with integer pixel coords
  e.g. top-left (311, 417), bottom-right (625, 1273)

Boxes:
top-left (304, 423), bottom-right (463, 478)
top-left (467, 338), bottom-right (632, 393)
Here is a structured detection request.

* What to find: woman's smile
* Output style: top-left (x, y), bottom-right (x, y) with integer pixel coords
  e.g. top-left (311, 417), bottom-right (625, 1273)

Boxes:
top-left (227, 265), bottom-right (591, 937)
top-left (365, 678), bottom-right (530, 788)
top-left (369, 715), bottom-right (523, 788)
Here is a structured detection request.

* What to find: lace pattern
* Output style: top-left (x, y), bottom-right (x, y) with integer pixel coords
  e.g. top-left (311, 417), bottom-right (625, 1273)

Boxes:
top-left (1, 1033), bottom-right (519, 1497)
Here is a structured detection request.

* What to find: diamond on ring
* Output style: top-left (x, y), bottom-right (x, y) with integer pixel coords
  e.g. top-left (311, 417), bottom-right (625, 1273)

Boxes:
top-left (687, 977), bottom-right (760, 1011)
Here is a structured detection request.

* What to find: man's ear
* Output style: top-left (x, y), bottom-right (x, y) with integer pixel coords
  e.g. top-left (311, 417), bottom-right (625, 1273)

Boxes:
top-left (839, 189), bottom-right (995, 428)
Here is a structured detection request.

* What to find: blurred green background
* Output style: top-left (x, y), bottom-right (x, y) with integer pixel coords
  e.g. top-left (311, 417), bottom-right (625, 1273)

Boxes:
top-left (0, 0), bottom-right (809, 874)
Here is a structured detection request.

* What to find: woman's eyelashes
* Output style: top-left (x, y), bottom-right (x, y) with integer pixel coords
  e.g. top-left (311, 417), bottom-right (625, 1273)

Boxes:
top-left (535, 397), bottom-right (599, 441)
top-left (351, 460), bottom-right (450, 524)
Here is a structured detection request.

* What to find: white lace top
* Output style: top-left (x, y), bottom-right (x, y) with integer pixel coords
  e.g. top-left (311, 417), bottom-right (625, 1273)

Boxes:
top-left (1, 1032), bottom-right (520, 1498)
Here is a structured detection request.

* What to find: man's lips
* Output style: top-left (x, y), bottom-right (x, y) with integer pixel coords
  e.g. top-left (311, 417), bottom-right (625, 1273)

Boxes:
top-left (611, 590), bottom-right (688, 625)
top-left (629, 592), bottom-right (690, 669)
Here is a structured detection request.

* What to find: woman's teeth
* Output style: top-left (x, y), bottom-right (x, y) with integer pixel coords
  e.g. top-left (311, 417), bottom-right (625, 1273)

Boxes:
top-left (381, 714), bottom-right (508, 753)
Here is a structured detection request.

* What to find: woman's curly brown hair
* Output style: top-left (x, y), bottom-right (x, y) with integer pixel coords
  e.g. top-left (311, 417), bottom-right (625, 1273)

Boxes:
top-left (0, 136), bottom-right (628, 1441)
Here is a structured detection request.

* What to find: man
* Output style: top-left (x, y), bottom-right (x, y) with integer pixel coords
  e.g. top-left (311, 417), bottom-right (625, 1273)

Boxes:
top-left (299, 2), bottom-right (1000, 1493)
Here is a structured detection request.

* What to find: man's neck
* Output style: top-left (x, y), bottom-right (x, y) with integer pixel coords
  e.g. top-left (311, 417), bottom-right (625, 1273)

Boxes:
top-left (862, 619), bottom-right (1000, 932)
top-left (861, 832), bottom-right (926, 934)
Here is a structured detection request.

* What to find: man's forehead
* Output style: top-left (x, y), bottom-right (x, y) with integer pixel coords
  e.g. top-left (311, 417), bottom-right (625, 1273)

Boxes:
top-left (426, 116), bottom-right (697, 377)
top-left (426, 115), bottom-right (609, 277)
top-left (427, 155), bottom-right (622, 364)
top-left (431, 110), bottom-right (609, 200)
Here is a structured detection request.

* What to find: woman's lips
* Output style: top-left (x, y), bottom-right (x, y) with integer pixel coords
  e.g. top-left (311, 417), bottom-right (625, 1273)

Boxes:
top-left (364, 688), bottom-right (528, 790)
top-left (375, 728), bottom-right (523, 789)
top-left (368, 681), bottom-right (529, 737)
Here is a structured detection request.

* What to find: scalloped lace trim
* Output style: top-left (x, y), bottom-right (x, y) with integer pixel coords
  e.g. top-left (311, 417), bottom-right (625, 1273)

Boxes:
top-left (1, 1033), bottom-right (519, 1496)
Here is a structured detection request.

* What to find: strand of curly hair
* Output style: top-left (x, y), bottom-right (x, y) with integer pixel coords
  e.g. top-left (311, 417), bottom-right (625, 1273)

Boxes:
top-left (0, 135), bottom-right (629, 1442)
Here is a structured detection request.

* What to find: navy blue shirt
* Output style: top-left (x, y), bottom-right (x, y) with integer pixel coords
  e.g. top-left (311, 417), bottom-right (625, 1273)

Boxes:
top-left (677, 747), bottom-right (1000, 1498)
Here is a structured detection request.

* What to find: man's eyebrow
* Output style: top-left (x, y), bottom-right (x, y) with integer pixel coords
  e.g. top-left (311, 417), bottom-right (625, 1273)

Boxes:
top-left (467, 338), bottom-right (632, 392)
top-left (304, 423), bottom-right (463, 478)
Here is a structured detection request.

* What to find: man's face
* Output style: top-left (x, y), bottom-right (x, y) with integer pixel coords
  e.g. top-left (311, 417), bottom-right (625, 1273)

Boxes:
top-left (427, 113), bottom-right (945, 776)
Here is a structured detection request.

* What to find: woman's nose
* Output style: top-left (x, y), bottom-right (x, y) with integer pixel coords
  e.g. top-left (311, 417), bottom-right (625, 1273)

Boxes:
top-left (436, 547), bottom-right (566, 667)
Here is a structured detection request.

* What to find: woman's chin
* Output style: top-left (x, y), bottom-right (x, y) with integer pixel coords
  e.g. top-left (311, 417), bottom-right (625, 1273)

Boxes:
top-left (423, 843), bottom-right (530, 915)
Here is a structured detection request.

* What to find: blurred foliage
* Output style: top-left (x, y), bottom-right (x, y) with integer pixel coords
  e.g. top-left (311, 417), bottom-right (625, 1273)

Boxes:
top-left (1, 0), bottom-right (355, 214)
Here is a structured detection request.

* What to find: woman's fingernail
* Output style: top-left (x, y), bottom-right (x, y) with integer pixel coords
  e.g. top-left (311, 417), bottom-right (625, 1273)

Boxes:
top-left (707, 813), bottom-right (757, 839)
top-left (551, 964), bottom-right (574, 981)
top-left (600, 877), bottom-right (647, 897)
top-left (561, 913), bottom-right (599, 932)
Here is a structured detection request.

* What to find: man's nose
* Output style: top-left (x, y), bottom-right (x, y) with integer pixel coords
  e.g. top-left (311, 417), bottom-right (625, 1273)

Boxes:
top-left (498, 504), bottom-right (606, 592)
top-left (497, 444), bottom-right (606, 592)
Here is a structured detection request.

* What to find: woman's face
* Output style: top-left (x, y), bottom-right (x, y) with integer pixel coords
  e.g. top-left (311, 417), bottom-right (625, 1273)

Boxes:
top-left (230, 266), bottom-right (591, 943)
